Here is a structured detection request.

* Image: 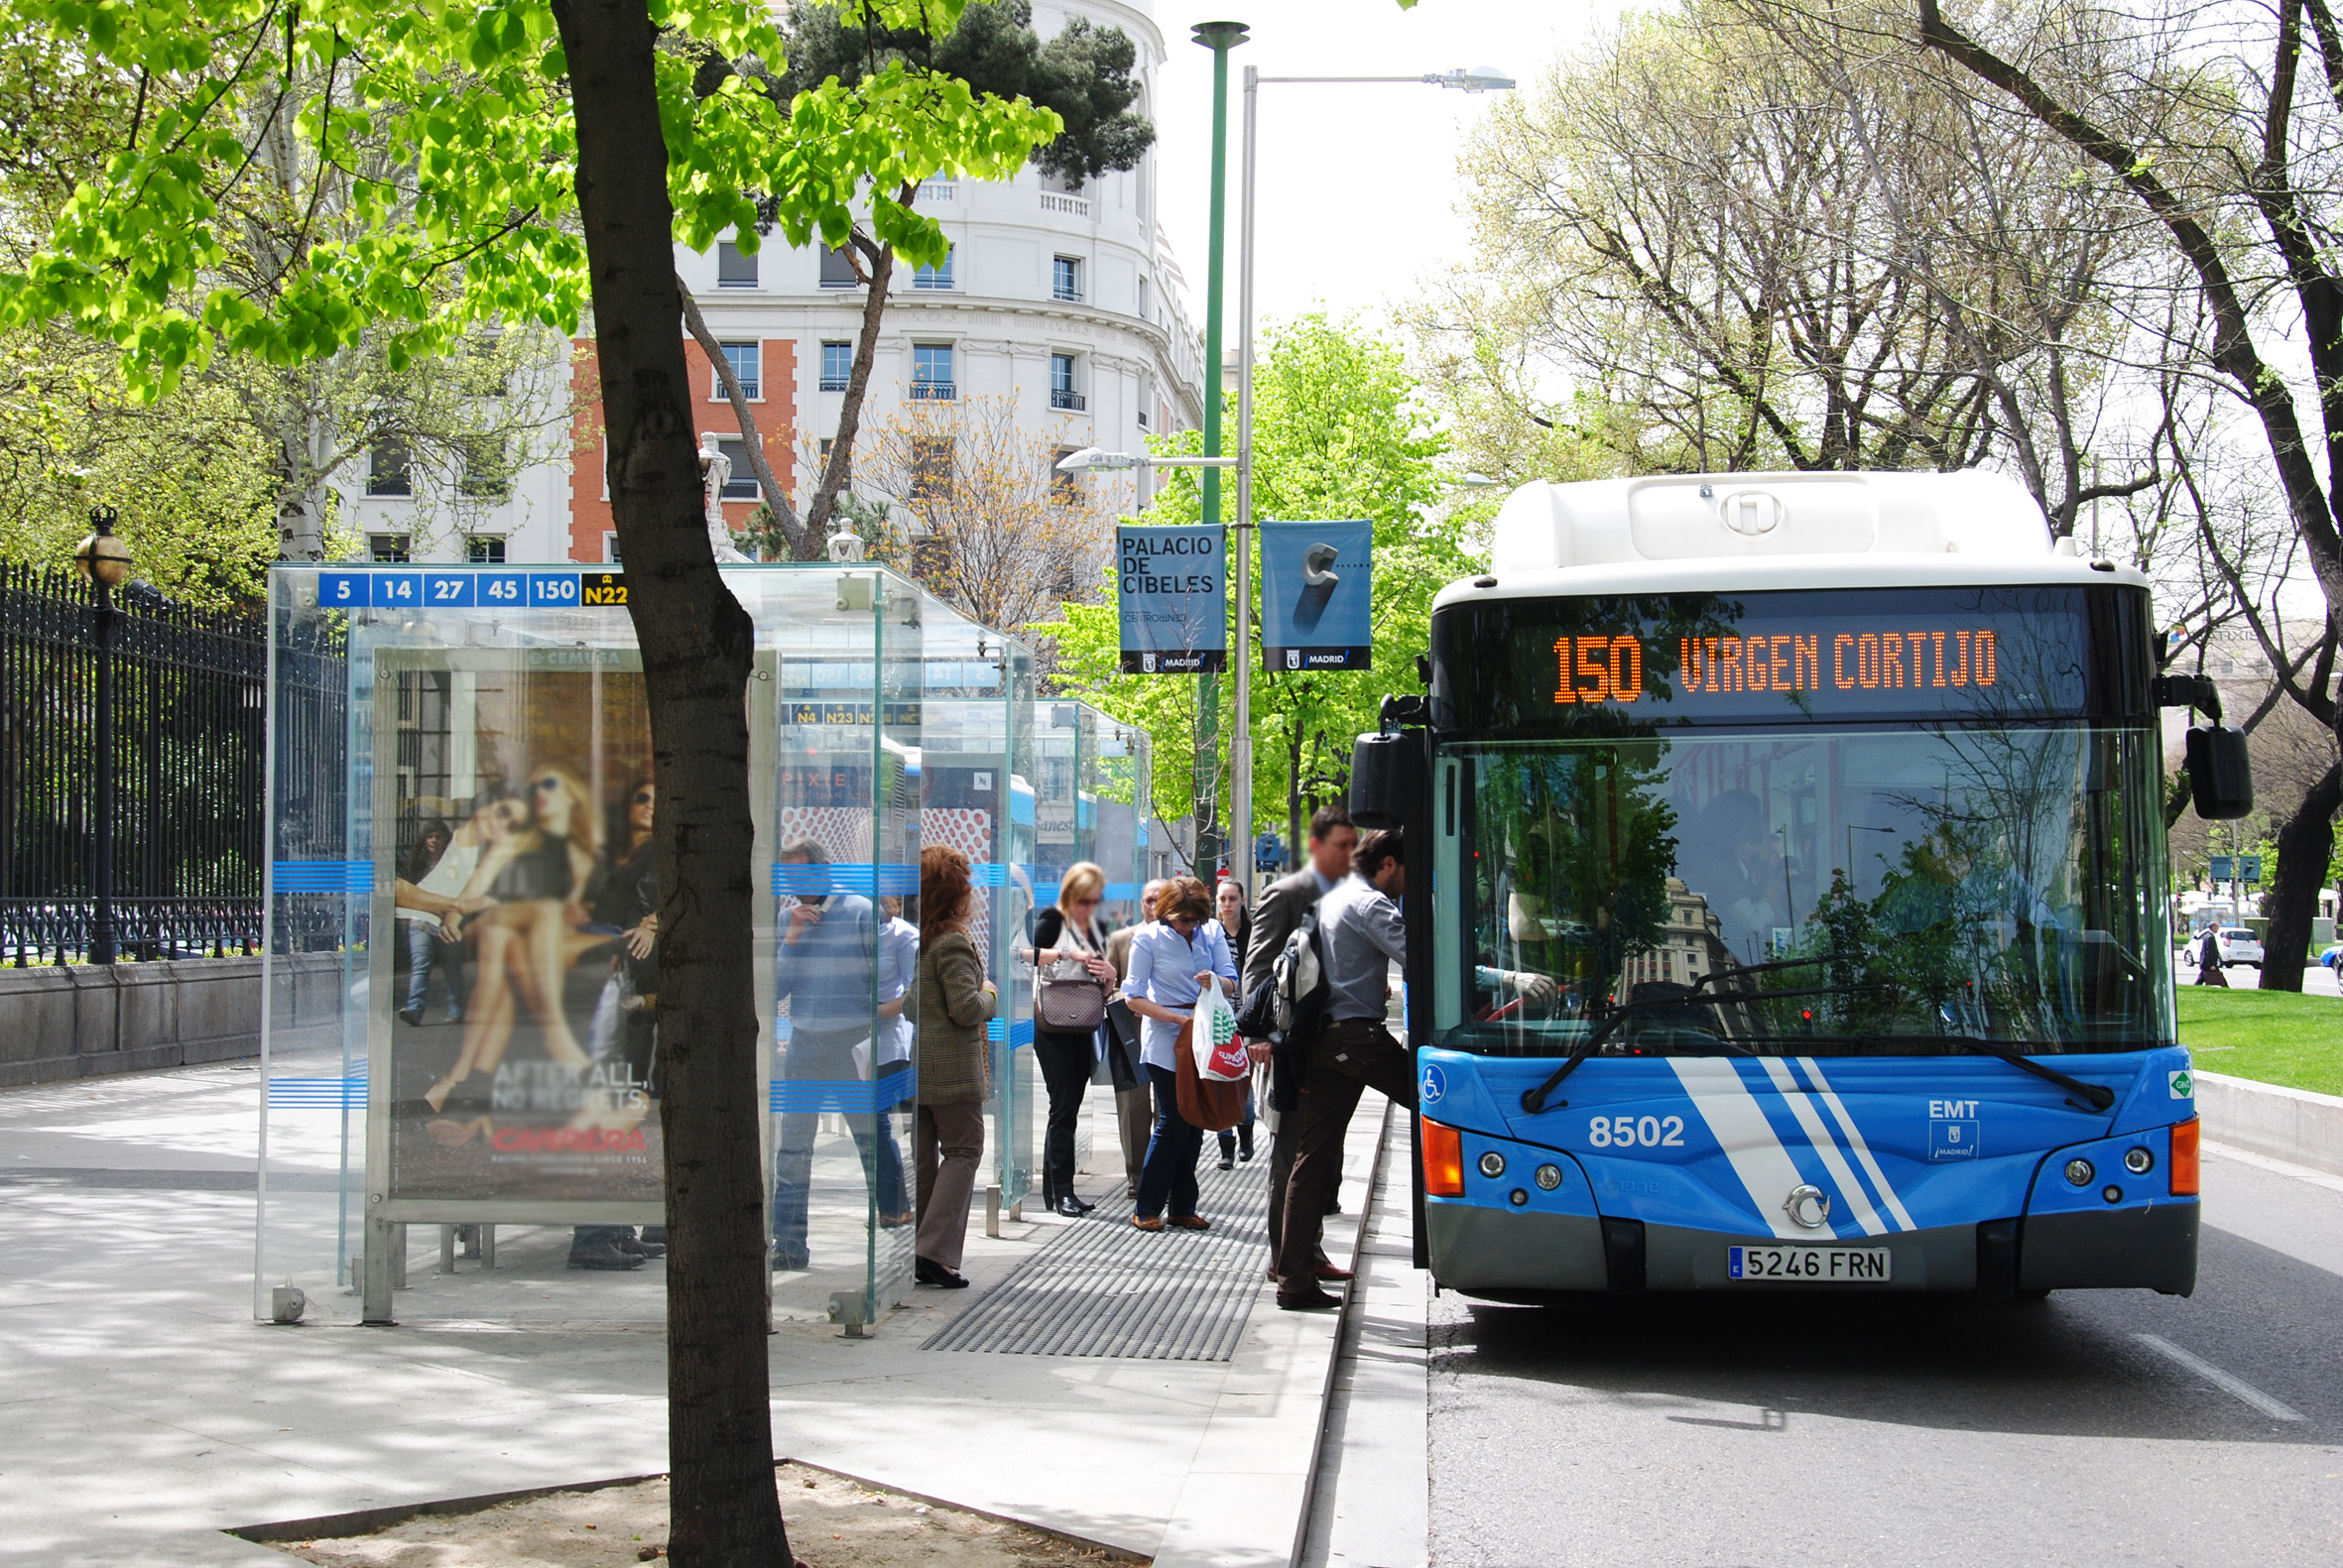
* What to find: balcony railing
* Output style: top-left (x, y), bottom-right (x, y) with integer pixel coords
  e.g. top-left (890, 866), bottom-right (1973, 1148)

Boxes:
top-left (911, 380), bottom-right (957, 402)
top-left (912, 269), bottom-right (954, 291)
top-left (1040, 190), bottom-right (1091, 218)
top-left (918, 180), bottom-right (957, 201)
top-left (1052, 283), bottom-right (1083, 302)
top-left (819, 376), bottom-right (850, 392)
top-left (1049, 389), bottom-right (1086, 411)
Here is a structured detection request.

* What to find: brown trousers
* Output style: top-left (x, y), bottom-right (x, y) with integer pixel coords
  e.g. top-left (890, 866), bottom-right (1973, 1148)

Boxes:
top-left (1273, 1018), bottom-right (1415, 1291)
top-left (1115, 1079), bottom-right (1154, 1193)
top-left (915, 1100), bottom-right (986, 1271)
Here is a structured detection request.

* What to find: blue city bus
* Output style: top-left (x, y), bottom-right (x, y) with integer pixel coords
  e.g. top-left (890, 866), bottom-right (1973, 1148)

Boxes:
top-left (1361, 471), bottom-right (2252, 1298)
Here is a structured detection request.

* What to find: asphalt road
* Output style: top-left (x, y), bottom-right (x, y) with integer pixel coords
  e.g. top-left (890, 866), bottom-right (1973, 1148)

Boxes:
top-left (1426, 1146), bottom-right (2343, 1566)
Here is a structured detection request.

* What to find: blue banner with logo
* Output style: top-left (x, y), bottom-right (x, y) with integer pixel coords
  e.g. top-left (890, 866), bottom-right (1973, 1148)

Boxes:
top-left (1260, 519), bottom-right (1373, 671)
top-left (1118, 524), bottom-right (1227, 674)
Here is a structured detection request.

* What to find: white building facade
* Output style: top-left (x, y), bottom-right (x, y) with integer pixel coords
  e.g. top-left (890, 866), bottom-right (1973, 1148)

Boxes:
top-left (334, 0), bottom-right (1203, 568)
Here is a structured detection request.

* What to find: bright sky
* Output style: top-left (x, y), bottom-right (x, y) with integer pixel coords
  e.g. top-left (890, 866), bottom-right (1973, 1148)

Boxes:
top-left (1147, 0), bottom-right (1613, 343)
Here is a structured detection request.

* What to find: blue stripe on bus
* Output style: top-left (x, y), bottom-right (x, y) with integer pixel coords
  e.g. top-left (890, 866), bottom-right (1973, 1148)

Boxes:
top-left (267, 1076), bottom-right (367, 1109)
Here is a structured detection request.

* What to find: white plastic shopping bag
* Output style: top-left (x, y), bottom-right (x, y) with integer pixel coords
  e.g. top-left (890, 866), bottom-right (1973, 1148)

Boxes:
top-left (1192, 978), bottom-right (1249, 1082)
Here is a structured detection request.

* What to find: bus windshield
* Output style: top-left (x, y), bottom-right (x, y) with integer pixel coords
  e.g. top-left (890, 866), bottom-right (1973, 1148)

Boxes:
top-left (1439, 724), bottom-right (2173, 1056)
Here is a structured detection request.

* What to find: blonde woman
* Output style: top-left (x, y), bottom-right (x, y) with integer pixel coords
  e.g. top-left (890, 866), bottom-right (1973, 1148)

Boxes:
top-left (913, 844), bottom-right (996, 1288)
top-left (1031, 861), bottom-right (1116, 1217)
top-left (424, 768), bottom-right (602, 1113)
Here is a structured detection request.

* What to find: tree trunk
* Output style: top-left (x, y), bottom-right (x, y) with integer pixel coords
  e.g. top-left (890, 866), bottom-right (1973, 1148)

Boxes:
top-left (803, 239), bottom-right (898, 553)
top-left (551, 3), bottom-right (788, 1564)
top-left (2261, 760), bottom-right (2342, 990)
top-left (275, 414), bottom-right (328, 562)
top-left (679, 278), bottom-right (805, 559)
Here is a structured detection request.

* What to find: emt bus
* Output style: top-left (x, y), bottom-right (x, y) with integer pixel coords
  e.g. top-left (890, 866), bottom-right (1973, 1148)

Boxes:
top-left (1357, 471), bottom-right (2251, 1299)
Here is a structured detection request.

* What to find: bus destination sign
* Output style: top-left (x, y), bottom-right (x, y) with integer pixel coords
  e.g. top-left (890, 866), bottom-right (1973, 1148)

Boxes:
top-left (1433, 585), bottom-right (2123, 733)
top-left (1553, 626), bottom-right (2002, 706)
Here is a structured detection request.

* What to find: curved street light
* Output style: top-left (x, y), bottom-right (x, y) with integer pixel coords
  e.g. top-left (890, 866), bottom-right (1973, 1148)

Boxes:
top-left (72, 506), bottom-right (132, 964)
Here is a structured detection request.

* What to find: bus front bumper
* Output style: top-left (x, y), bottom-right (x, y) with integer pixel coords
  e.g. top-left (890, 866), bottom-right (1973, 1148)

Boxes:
top-left (1426, 1199), bottom-right (2197, 1298)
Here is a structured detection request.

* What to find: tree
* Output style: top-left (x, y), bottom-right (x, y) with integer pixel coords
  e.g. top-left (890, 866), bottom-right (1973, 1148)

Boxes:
top-left (773, 0), bottom-right (1153, 551)
top-left (1417, 0), bottom-right (2160, 535)
top-left (852, 391), bottom-right (1121, 629)
top-left (1911, 0), bottom-right (2343, 986)
top-left (1032, 315), bottom-right (1471, 855)
top-left (0, 3), bottom-right (1058, 1562)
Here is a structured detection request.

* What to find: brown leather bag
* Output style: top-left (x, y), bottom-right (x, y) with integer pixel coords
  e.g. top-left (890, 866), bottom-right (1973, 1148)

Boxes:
top-left (1173, 1016), bottom-right (1247, 1132)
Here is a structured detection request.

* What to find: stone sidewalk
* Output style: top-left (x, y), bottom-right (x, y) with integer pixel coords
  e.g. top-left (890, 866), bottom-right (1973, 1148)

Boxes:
top-left (0, 1060), bottom-right (1387, 1566)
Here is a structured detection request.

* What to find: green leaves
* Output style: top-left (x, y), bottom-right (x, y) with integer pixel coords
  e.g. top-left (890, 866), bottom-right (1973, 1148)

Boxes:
top-left (0, 0), bottom-right (1059, 397)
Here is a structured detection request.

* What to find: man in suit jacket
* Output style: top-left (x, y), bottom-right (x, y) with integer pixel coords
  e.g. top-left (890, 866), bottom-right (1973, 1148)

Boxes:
top-left (1244, 805), bottom-right (1359, 1281)
top-left (1106, 879), bottom-right (1168, 1197)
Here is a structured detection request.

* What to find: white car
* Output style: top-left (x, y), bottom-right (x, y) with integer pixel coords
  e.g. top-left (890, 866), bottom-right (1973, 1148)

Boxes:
top-left (2205, 926), bottom-right (2264, 969)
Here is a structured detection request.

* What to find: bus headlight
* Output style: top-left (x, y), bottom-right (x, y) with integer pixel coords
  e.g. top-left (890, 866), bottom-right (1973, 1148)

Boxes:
top-left (1478, 1151), bottom-right (1507, 1179)
top-left (2064, 1158), bottom-right (2094, 1186)
top-left (2124, 1146), bottom-right (2155, 1175)
top-left (1535, 1163), bottom-right (1563, 1191)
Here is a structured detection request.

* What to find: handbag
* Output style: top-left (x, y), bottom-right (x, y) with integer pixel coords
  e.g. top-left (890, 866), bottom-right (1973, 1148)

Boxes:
top-left (1173, 1015), bottom-right (1247, 1132)
top-left (1036, 915), bottom-right (1108, 1030)
top-left (1103, 997), bottom-right (1143, 1092)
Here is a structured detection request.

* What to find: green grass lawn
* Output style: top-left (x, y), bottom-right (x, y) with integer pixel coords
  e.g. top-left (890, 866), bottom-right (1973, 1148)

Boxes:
top-left (2175, 988), bottom-right (2343, 1097)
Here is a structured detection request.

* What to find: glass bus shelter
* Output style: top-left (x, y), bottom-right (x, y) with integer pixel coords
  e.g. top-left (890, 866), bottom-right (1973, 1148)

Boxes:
top-left (252, 562), bottom-right (1144, 1329)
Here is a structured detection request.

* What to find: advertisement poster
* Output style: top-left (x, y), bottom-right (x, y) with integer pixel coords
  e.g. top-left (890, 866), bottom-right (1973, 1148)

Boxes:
top-left (1259, 519), bottom-right (1374, 671)
top-left (376, 649), bottom-right (667, 1203)
top-left (1118, 524), bottom-right (1227, 674)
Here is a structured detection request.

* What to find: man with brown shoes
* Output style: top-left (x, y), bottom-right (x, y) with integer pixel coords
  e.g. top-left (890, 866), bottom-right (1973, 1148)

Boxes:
top-left (1244, 807), bottom-right (1358, 1288)
top-left (1273, 827), bottom-right (1416, 1311)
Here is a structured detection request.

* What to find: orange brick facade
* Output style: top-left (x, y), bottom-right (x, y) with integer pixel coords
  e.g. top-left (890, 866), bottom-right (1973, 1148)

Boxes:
top-left (566, 335), bottom-right (799, 562)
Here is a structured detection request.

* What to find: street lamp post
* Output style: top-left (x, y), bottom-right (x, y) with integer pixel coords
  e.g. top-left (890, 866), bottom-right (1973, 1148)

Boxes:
top-left (1190, 21), bottom-right (1251, 887)
top-left (1231, 62), bottom-right (1512, 881)
top-left (73, 506), bottom-right (133, 966)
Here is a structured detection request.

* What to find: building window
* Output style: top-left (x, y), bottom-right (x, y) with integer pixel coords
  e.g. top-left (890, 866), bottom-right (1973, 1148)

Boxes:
top-left (912, 343), bottom-right (954, 401)
top-left (820, 245), bottom-right (859, 288)
top-left (714, 341), bottom-right (760, 401)
top-left (603, 532), bottom-right (620, 563)
top-left (1052, 256), bottom-right (1083, 302)
top-left (910, 436), bottom-right (954, 502)
top-left (368, 533), bottom-right (412, 562)
top-left (366, 440), bottom-right (412, 497)
top-left (1139, 274), bottom-right (1150, 321)
top-left (716, 239), bottom-right (758, 288)
top-left (457, 436), bottom-right (510, 500)
top-left (1050, 449), bottom-right (1081, 505)
top-left (1049, 353), bottom-right (1083, 412)
top-left (820, 341), bottom-right (852, 392)
top-left (818, 436), bottom-right (851, 486)
top-left (466, 536), bottom-right (506, 564)
top-left (715, 436), bottom-right (760, 501)
top-left (912, 246), bottom-right (954, 291)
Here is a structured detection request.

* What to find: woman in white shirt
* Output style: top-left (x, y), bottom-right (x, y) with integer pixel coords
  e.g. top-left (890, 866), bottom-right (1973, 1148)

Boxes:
top-left (1121, 876), bottom-right (1239, 1231)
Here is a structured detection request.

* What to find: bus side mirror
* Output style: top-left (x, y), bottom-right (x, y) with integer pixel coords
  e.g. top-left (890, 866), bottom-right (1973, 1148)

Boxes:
top-left (2185, 726), bottom-right (2254, 820)
top-left (1350, 731), bottom-right (1411, 829)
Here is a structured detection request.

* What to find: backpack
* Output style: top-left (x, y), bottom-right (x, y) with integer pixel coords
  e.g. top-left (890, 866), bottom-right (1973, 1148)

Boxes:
top-left (1270, 905), bottom-right (1332, 1042)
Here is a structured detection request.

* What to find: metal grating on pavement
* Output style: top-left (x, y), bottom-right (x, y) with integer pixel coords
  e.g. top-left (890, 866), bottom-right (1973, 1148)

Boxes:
top-left (925, 1150), bottom-right (1273, 1360)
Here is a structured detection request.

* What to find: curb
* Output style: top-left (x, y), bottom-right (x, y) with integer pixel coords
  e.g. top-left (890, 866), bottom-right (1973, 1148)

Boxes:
top-left (2195, 1069), bottom-right (2343, 1179)
top-left (1149, 1100), bottom-right (1393, 1568)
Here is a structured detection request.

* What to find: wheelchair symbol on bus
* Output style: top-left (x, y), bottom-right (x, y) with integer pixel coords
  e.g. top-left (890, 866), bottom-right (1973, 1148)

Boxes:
top-left (1419, 1063), bottom-right (1446, 1106)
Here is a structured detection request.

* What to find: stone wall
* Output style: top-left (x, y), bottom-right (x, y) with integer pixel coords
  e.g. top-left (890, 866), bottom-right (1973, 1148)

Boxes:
top-left (0, 952), bottom-right (346, 1087)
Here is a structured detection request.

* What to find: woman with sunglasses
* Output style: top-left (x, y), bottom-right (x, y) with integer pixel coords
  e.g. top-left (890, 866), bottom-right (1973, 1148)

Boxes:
top-left (1121, 876), bottom-right (1238, 1232)
top-left (424, 768), bottom-right (602, 1112)
top-left (1030, 861), bottom-right (1117, 1218)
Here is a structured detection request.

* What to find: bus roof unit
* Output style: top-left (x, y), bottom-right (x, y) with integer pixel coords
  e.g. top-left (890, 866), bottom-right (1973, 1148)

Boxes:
top-left (1489, 470), bottom-right (2054, 576)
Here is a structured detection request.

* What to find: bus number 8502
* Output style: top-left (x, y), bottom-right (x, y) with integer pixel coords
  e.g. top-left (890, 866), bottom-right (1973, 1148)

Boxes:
top-left (1588, 1115), bottom-right (1685, 1148)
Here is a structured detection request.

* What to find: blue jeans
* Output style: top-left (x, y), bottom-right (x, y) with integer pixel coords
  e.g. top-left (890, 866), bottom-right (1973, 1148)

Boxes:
top-left (1133, 1063), bottom-right (1203, 1220)
top-left (404, 919), bottom-right (468, 1020)
top-left (771, 1028), bottom-right (908, 1264)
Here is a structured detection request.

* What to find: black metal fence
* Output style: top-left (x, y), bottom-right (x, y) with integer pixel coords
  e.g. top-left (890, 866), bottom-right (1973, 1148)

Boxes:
top-left (0, 564), bottom-right (281, 964)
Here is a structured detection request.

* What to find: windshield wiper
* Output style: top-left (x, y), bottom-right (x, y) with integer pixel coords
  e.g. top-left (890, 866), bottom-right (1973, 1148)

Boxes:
top-left (1517, 955), bottom-right (1882, 1115)
top-left (1829, 1033), bottom-right (2117, 1112)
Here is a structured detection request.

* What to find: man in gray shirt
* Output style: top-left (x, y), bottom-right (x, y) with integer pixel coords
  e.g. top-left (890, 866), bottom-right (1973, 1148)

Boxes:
top-left (1274, 827), bottom-right (1417, 1309)
top-left (1245, 806), bottom-right (1357, 1280)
